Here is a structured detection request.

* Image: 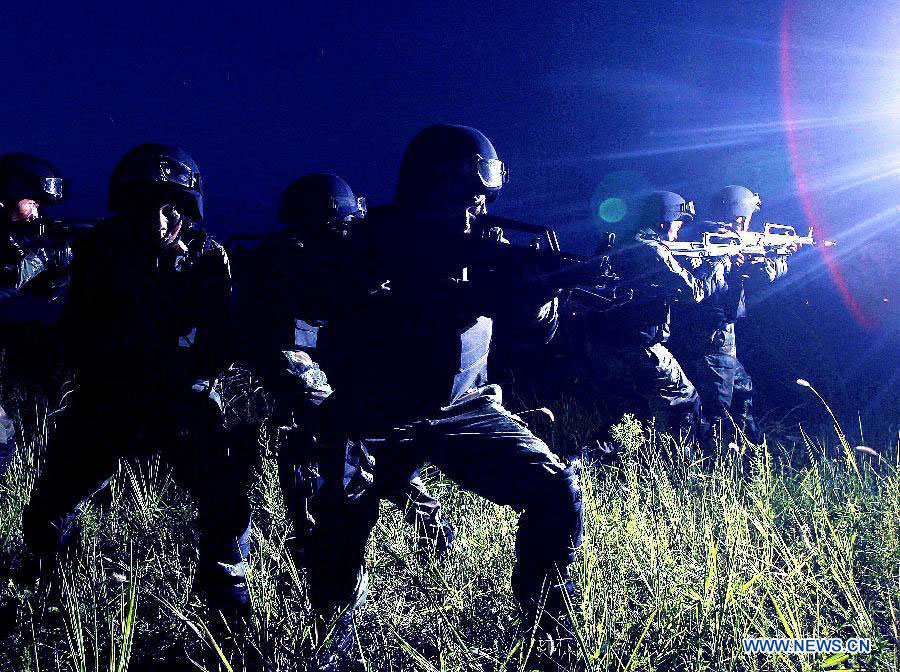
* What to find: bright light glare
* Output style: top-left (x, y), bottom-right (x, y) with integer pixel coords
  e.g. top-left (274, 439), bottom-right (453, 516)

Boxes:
top-left (598, 197), bottom-right (627, 223)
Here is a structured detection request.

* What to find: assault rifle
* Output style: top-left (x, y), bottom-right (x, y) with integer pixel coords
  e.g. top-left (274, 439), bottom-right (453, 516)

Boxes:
top-left (736, 223), bottom-right (836, 256)
top-left (659, 231), bottom-right (742, 259)
top-left (470, 214), bottom-right (632, 313)
top-left (16, 218), bottom-right (97, 302)
top-left (224, 215), bottom-right (632, 314)
top-left (16, 217), bottom-right (97, 261)
top-left (662, 223), bottom-right (835, 259)
top-left (31, 217), bottom-right (97, 240)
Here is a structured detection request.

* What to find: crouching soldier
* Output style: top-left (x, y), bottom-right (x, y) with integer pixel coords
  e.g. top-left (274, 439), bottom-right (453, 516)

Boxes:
top-left (230, 172), bottom-right (453, 556)
top-left (306, 125), bottom-right (583, 670)
top-left (0, 153), bottom-right (70, 477)
top-left (584, 191), bottom-right (729, 452)
top-left (21, 145), bottom-right (253, 621)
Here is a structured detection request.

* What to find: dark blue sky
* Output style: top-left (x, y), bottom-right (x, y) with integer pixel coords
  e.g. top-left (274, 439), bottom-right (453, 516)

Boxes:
top-left (2, 2), bottom-right (794, 224)
top-left (3, 1), bottom-right (897, 435)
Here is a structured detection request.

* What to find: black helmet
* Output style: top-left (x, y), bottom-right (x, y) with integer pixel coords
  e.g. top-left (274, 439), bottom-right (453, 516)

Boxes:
top-left (709, 185), bottom-right (760, 222)
top-left (0, 153), bottom-right (64, 208)
top-left (637, 191), bottom-right (695, 228)
top-left (395, 124), bottom-right (508, 208)
top-left (278, 173), bottom-right (366, 237)
top-left (108, 144), bottom-right (204, 220)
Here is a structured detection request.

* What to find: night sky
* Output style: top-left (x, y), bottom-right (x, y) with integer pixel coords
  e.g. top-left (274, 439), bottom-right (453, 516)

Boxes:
top-left (3, 1), bottom-right (897, 437)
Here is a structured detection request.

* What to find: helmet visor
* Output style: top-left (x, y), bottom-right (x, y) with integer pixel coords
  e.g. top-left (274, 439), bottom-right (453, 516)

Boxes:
top-left (158, 157), bottom-right (202, 191)
top-left (42, 177), bottom-right (64, 202)
top-left (475, 155), bottom-right (508, 189)
top-left (329, 194), bottom-right (368, 221)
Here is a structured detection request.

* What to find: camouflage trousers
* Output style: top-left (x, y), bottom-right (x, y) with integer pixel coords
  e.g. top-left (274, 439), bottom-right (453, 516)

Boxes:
top-left (589, 341), bottom-right (701, 441)
top-left (304, 385), bottom-right (583, 623)
top-left (22, 380), bottom-right (254, 614)
top-left (268, 350), bottom-right (451, 556)
top-left (276, 427), bottom-right (450, 556)
top-left (686, 322), bottom-right (760, 441)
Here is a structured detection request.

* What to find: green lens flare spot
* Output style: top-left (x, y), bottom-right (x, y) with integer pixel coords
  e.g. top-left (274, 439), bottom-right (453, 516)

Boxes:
top-left (598, 197), bottom-right (627, 223)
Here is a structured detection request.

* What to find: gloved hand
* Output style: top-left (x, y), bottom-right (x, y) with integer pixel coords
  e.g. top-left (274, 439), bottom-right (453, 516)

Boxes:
top-left (36, 242), bottom-right (73, 271)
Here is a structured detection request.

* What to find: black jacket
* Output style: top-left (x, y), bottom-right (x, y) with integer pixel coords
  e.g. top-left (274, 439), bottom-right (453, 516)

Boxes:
top-left (317, 205), bottom-right (558, 427)
top-left (63, 218), bottom-right (231, 388)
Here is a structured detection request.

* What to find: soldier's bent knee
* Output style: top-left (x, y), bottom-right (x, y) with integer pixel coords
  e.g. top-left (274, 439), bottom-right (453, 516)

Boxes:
top-left (541, 463), bottom-right (584, 552)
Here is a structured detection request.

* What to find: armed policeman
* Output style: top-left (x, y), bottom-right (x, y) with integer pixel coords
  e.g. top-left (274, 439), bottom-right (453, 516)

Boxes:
top-left (679, 185), bottom-right (790, 443)
top-left (20, 145), bottom-right (253, 621)
top-left (230, 172), bottom-right (453, 556)
top-left (584, 191), bottom-right (730, 450)
top-left (0, 153), bottom-right (69, 476)
top-left (305, 124), bottom-right (583, 668)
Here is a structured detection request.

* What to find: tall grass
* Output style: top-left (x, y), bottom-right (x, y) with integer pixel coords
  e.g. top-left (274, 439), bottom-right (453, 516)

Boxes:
top-left (0, 398), bottom-right (896, 671)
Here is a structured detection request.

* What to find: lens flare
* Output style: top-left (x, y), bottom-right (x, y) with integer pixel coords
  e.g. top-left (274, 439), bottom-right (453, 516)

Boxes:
top-left (598, 197), bottom-right (627, 223)
top-left (590, 170), bottom-right (652, 235)
top-left (779, 1), bottom-right (896, 330)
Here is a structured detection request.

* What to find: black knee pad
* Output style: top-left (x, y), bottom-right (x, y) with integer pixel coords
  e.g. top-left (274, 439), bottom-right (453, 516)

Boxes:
top-left (548, 464), bottom-right (582, 510)
top-left (519, 463), bottom-right (584, 564)
top-left (559, 463), bottom-right (582, 506)
top-left (553, 464), bottom-right (584, 551)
